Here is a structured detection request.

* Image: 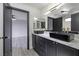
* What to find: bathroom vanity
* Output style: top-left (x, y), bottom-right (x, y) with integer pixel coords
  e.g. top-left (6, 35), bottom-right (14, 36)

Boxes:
top-left (32, 32), bottom-right (79, 56)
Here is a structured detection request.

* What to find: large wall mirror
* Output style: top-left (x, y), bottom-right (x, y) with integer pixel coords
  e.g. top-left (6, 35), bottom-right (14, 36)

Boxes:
top-left (33, 17), bottom-right (46, 31)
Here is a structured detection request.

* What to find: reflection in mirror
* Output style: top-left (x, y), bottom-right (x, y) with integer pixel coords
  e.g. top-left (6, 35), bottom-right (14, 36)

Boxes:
top-left (41, 22), bottom-right (45, 29)
top-left (33, 18), bottom-right (46, 31)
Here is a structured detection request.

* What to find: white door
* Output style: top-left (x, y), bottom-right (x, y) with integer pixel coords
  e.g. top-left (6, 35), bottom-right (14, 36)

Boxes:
top-left (0, 3), bottom-right (3, 56)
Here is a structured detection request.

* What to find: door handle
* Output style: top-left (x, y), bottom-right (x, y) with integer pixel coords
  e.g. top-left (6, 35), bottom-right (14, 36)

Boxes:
top-left (0, 36), bottom-right (8, 39)
top-left (3, 36), bottom-right (8, 39)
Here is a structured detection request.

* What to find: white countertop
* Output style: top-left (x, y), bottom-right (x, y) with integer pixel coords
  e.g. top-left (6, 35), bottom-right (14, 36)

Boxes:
top-left (33, 33), bottom-right (79, 50)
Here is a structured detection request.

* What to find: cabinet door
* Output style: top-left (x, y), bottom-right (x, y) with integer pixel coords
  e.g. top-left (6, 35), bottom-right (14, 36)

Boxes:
top-left (56, 43), bottom-right (79, 56)
top-left (37, 36), bottom-right (47, 56)
top-left (40, 37), bottom-right (47, 56)
top-left (46, 39), bottom-right (56, 56)
top-left (32, 34), bottom-right (36, 49)
top-left (35, 36), bottom-right (39, 52)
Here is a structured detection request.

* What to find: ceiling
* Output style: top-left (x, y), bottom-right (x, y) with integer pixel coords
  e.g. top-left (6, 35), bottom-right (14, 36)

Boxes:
top-left (25, 3), bottom-right (79, 18)
top-left (14, 3), bottom-right (79, 19)
top-left (25, 3), bottom-right (52, 10)
top-left (48, 3), bottom-right (79, 18)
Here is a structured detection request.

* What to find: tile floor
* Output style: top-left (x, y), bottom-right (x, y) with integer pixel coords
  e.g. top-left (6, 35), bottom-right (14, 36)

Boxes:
top-left (12, 37), bottom-right (38, 56)
top-left (12, 48), bottom-right (38, 56)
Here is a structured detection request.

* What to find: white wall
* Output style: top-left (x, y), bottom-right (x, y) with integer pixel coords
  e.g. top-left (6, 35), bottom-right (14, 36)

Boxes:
top-left (0, 3), bottom-right (3, 56)
top-left (10, 3), bottom-right (41, 49)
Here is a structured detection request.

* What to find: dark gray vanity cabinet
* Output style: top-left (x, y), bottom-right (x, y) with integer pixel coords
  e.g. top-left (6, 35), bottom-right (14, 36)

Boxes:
top-left (46, 39), bottom-right (56, 56)
top-left (32, 35), bottom-right (47, 56)
top-left (32, 34), bottom-right (79, 56)
top-left (38, 37), bottom-right (47, 56)
top-left (32, 34), bottom-right (56, 56)
top-left (56, 42), bottom-right (79, 56)
top-left (32, 34), bottom-right (36, 50)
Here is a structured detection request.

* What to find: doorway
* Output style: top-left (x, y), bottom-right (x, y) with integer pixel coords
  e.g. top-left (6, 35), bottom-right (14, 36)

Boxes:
top-left (12, 9), bottom-right (28, 55)
top-left (3, 4), bottom-right (29, 56)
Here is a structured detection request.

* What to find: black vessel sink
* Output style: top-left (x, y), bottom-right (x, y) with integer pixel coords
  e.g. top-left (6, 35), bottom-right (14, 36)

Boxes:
top-left (50, 32), bottom-right (74, 42)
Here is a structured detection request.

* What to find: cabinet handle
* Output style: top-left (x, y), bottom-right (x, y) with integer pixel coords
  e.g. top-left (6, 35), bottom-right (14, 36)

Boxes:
top-left (56, 43), bottom-right (58, 44)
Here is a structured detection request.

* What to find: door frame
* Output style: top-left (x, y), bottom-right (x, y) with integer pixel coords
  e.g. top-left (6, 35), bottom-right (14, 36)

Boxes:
top-left (3, 3), bottom-right (30, 56)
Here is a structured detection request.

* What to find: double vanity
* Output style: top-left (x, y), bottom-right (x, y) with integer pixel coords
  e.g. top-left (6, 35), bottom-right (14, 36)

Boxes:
top-left (32, 32), bottom-right (79, 56)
